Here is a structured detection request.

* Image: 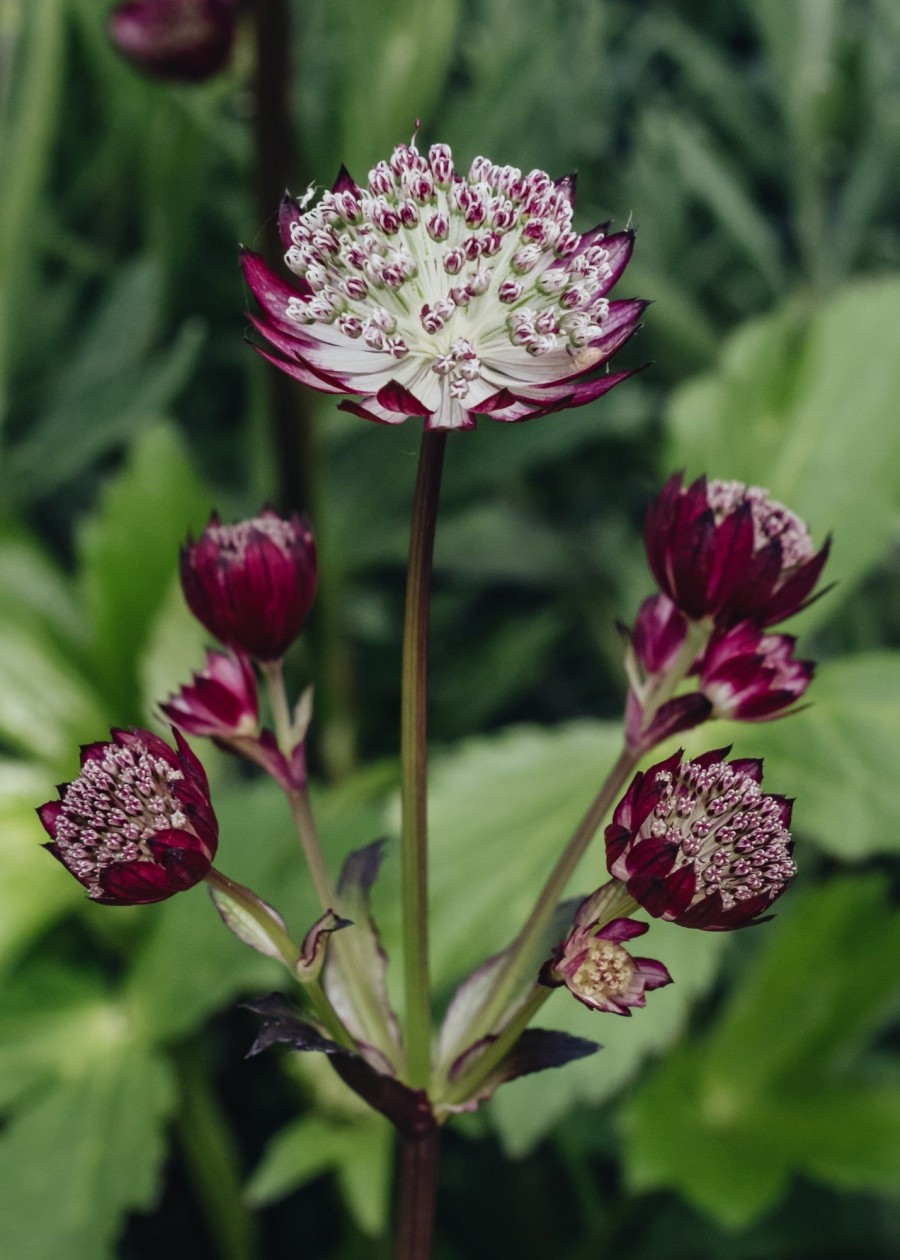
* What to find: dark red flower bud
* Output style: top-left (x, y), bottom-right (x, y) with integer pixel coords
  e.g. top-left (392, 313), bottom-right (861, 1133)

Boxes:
top-left (645, 474), bottom-right (830, 629)
top-left (38, 728), bottom-right (218, 905)
top-left (700, 622), bottom-right (814, 721)
top-left (109, 0), bottom-right (237, 83)
top-left (631, 593), bottom-right (690, 676)
top-left (161, 649), bottom-right (259, 738)
top-left (180, 509), bottom-right (317, 661)
top-left (605, 748), bottom-right (795, 930)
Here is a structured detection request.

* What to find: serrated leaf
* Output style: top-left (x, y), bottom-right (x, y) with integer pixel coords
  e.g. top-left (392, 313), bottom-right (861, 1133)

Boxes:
top-left (665, 279), bottom-right (900, 630)
top-left (622, 876), bottom-right (900, 1226)
top-left (0, 1046), bottom-right (175, 1260)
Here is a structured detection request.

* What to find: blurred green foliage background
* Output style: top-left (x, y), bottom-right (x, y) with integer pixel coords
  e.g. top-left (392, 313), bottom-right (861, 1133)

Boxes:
top-left (1, 0), bottom-right (900, 1256)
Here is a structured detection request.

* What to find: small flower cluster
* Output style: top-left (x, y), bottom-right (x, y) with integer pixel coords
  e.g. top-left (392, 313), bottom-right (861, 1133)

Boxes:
top-left (39, 508), bottom-right (318, 904)
top-left (243, 139), bottom-right (645, 431)
top-left (624, 474), bottom-right (827, 751)
top-left (548, 477), bottom-right (828, 1015)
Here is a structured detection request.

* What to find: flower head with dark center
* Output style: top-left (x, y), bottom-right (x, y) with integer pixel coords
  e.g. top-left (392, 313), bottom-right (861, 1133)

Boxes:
top-left (605, 748), bottom-right (796, 930)
top-left (38, 728), bottom-right (218, 905)
top-left (242, 140), bottom-right (646, 430)
top-left (645, 474), bottom-right (830, 628)
top-left (181, 509), bottom-right (317, 661)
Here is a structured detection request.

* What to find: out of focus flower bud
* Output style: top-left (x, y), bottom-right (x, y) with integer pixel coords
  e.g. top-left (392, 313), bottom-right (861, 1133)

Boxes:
top-left (700, 622), bottom-right (814, 721)
top-left (161, 649), bottom-right (259, 738)
top-left (109, 0), bottom-right (237, 83)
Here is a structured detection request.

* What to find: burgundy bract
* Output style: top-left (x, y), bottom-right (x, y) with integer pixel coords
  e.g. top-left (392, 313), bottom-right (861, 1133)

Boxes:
top-left (109, 0), bottom-right (236, 82)
top-left (181, 510), bottom-right (317, 661)
top-left (645, 474), bottom-right (829, 628)
top-left (161, 649), bottom-right (259, 738)
top-left (243, 140), bottom-right (646, 431)
top-left (700, 622), bottom-right (814, 721)
top-left (545, 915), bottom-right (672, 1015)
top-left (38, 728), bottom-right (218, 905)
top-left (605, 748), bottom-right (796, 930)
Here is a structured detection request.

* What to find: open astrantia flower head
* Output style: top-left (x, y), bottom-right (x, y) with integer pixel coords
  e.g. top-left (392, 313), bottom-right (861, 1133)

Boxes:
top-left (242, 140), bottom-right (646, 431)
top-left (544, 914), bottom-right (672, 1015)
top-left (645, 474), bottom-right (830, 628)
top-left (605, 748), bottom-right (796, 930)
top-left (38, 728), bottom-right (218, 905)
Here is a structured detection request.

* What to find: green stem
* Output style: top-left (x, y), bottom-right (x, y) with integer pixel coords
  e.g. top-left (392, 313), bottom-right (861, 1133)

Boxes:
top-left (442, 986), bottom-right (551, 1109)
top-left (632, 617), bottom-right (712, 742)
top-left (459, 744), bottom-right (640, 1049)
top-left (261, 660), bottom-right (341, 913)
top-left (400, 430), bottom-right (448, 1087)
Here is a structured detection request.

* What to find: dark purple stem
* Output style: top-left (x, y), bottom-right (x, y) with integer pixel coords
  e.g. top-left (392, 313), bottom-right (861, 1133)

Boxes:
top-left (394, 1127), bottom-right (441, 1260)
top-left (253, 0), bottom-right (314, 515)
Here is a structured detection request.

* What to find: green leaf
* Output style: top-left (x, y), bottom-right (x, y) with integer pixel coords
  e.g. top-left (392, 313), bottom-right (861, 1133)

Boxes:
top-left (682, 653), bottom-right (900, 860)
top-left (0, 1046), bottom-right (175, 1260)
top-left (665, 278), bottom-right (900, 628)
top-left (246, 1113), bottom-right (392, 1236)
top-left (137, 574), bottom-right (211, 727)
top-left (623, 876), bottom-right (900, 1226)
top-left (0, 761), bottom-right (78, 978)
top-left (0, 617), bottom-right (108, 766)
top-left (301, 0), bottom-right (460, 174)
top-left (78, 422), bottom-right (212, 716)
top-left (6, 256), bottom-right (204, 502)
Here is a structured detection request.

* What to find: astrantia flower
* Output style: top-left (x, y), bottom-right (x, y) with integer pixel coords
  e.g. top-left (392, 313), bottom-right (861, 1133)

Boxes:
top-left (38, 728), bottom-right (218, 905)
top-left (109, 0), bottom-right (236, 82)
top-left (700, 622), bottom-right (814, 721)
top-left (161, 649), bottom-right (259, 738)
top-left (605, 748), bottom-right (796, 930)
top-left (181, 509), bottom-right (317, 661)
top-left (242, 140), bottom-right (646, 430)
top-left (645, 474), bottom-right (830, 628)
top-left (544, 914), bottom-right (672, 1015)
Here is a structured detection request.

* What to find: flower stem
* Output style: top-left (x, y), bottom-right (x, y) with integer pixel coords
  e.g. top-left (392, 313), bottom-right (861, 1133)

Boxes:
top-left (460, 743), bottom-right (640, 1046)
top-left (442, 986), bottom-right (550, 1109)
top-left (261, 660), bottom-right (341, 913)
top-left (394, 1126), bottom-right (441, 1260)
top-left (260, 661), bottom-right (400, 1065)
top-left (401, 429), bottom-right (448, 1088)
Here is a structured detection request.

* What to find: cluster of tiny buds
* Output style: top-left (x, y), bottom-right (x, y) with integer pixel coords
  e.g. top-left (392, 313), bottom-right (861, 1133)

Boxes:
top-left (280, 139), bottom-right (617, 366)
top-left (650, 762), bottom-right (795, 909)
top-left (707, 481), bottom-right (815, 568)
top-left (51, 745), bottom-right (186, 896)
